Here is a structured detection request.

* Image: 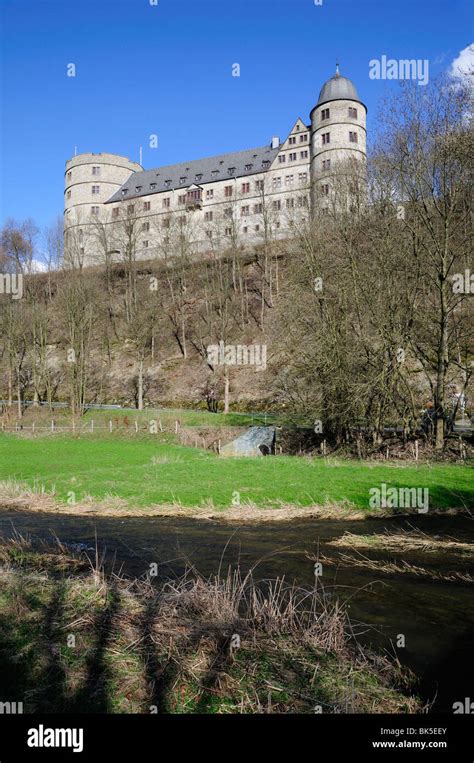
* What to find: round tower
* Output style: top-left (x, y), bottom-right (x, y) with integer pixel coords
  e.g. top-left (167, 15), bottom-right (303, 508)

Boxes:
top-left (64, 152), bottom-right (142, 232)
top-left (310, 66), bottom-right (367, 213)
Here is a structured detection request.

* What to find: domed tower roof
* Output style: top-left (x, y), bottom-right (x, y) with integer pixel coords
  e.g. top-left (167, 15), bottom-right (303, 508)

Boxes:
top-left (316, 65), bottom-right (365, 108)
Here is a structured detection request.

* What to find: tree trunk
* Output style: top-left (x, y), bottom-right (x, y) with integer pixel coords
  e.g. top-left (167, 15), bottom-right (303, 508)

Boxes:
top-left (16, 374), bottom-right (22, 419)
top-left (224, 371), bottom-right (230, 414)
top-left (138, 358), bottom-right (144, 410)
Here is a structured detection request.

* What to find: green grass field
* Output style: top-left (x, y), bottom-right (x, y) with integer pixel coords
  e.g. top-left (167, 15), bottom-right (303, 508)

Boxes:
top-left (0, 433), bottom-right (472, 510)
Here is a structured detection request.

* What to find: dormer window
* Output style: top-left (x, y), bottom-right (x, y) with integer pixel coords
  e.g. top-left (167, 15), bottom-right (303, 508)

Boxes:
top-left (179, 177), bottom-right (186, 184)
top-left (244, 164), bottom-right (253, 171)
top-left (262, 160), bottom-right (270, 169)
top-left (165, 180), bottom-right (171, 188)
top-left (135, 186), bottom-right (142, 192)
top-left (227, 167), bottom-right (236, 175)
top-left (122, 189), bottom-right (128, 196)
top-left (195, 173), bottom-right (202, 182)
top-left (211, 170), bottom-right (219, 177)
top-left (150, 183), bottom-right (156, 190)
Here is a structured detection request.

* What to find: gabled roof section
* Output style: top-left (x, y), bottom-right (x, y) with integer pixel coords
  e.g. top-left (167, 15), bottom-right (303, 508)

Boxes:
top-left (269, 119), bottom-right (310, 169)
top-left (106, 144), bottom-right (280, 203)
top-left (289, 118), bottom-right (308, 133)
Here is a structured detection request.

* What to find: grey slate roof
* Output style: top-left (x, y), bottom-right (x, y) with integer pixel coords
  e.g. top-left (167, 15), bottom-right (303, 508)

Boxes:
top-left (316, 72), bottom-right (363, 107)
top-left (106, 144), bottom-right (280, 203)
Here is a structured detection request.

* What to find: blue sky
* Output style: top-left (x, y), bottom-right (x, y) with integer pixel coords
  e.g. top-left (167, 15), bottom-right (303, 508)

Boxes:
top-left (0, 0), bottom-right (472, 232)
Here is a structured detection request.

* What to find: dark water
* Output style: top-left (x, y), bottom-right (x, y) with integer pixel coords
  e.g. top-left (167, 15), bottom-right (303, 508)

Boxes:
top-left (0, 509), bottom-right (473, 713)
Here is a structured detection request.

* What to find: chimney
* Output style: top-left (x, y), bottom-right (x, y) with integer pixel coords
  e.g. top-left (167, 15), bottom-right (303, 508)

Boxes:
top-left (271, 136), bottom-right (280, 149)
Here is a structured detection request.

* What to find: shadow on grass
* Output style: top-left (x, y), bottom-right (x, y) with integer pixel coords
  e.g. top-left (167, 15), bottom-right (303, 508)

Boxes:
top-left (0, 571), bottom-right (122, 713)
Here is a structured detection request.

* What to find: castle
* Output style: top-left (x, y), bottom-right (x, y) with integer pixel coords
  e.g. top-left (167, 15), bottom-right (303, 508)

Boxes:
top-left (64, 67), bottom-right (366, 266)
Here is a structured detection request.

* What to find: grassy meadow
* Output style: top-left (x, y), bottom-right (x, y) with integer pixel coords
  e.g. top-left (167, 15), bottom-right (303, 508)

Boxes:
top-left (0, 432), bottom-right (472, 511)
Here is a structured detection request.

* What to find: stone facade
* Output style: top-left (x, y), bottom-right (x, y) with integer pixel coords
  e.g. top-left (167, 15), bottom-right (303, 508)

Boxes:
top-left (64, 69), bottom-right (367, 267)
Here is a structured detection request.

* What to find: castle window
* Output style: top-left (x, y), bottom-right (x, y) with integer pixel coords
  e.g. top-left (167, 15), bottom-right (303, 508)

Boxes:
top-left (112, 208), bottom-right (119, 218)
top-left (262, 160), bottom-right (270, 169)
top-left (150, 183), bottom-right (156, 190)
top-left (144, 201), bottom-right (151, 211)
top-left (164, 180), bottom-right (171, 188)
top-left (322, 133), bottom-right (330, 145)
top-left (212, 170), bottom-right (219, 177)
top-left (273, 200), bottom-right (281, 211)
top-left (204, 211), bottom-right (213, 221)
top-left (300, 150), bottom-right (308, 159)
top-left (67, 190), bottom-right (71, 199)
top-left (254, 203), bottom-right (263, 214)
top-left (322, 159), bottom-right (331, 171)
top-left (287, 198), bottom-right (295, 209)
top-left (206, 189), bottom-right (214, 199)
top-left (178, 195), bottom-right (186, 205)
top-left (78, 229), bottom-right (83, 241)
top-left (244, 164), bottom-right (253, 171)
top-left (162, 197), bottom-right (170, 208)
top-left (92, 166), bottom-right (100, 176)
top-left (225, 227), bottom-right (232, 236)
top-left (224, 207), bottom-right (232, 217)
top-left (227, 167), bottom-right (236, 176)
top-left (321, 108), bottom-right (330, 121)
top-left (136, 186), bottom-right (142, 193)
top-left (143, 240), bottom-right (149, 248)
top-left (300, 134), bottom-right (308, 142)
top-left (278, 155), bottom-right (286, 163)
top-left (67, 171), bottom-right (72, 180)
top-left (92, 185), bottom-right (100, 195)
top-left (348, 107), bottom-right (358, 119)
top-left (179, 177), bottom-right (186, 185)
top-left (91, 206), bottom-right (99, 215)
top-left (121, 189), bottom-right (128, 196)
top-left (289, 152), bottom-right (297, 162)
top-left (273, 177), bottom-right (281, 189)
top-left (195, 174), bottom-right (202, 182)
top-left (80, 247), bottom-right (85, 256)
top-left (241, 182), bottom-right (250, 193)
top-left (162, 218), bottom-right (170, 229)
top-left (187, 188), bottom-right (202, 205)
top-left (289, 136), bottom-right (296, 145)
top-left (255, 224), bottom-right (260, 231)
top-left (299, 172), bottom-right (308, 183)
top-left (321, 184), bottom-right (329, 195)
top-left (349, 131), bottom-right (358, 143)
top-left (243, 226), bottom-right (248, 234)
top-left (142, 222), bottom-right (150, 231)
top-left (241, 206), bottom-right (250, 216)
top-left (285, 175), bottom-right (294, 186)
top-left (224, 185), bottom-right (233, 197)
top-left (127, 204), bottom-right (135, 214)
top-left (255, 179), bottom-right (264, 191)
